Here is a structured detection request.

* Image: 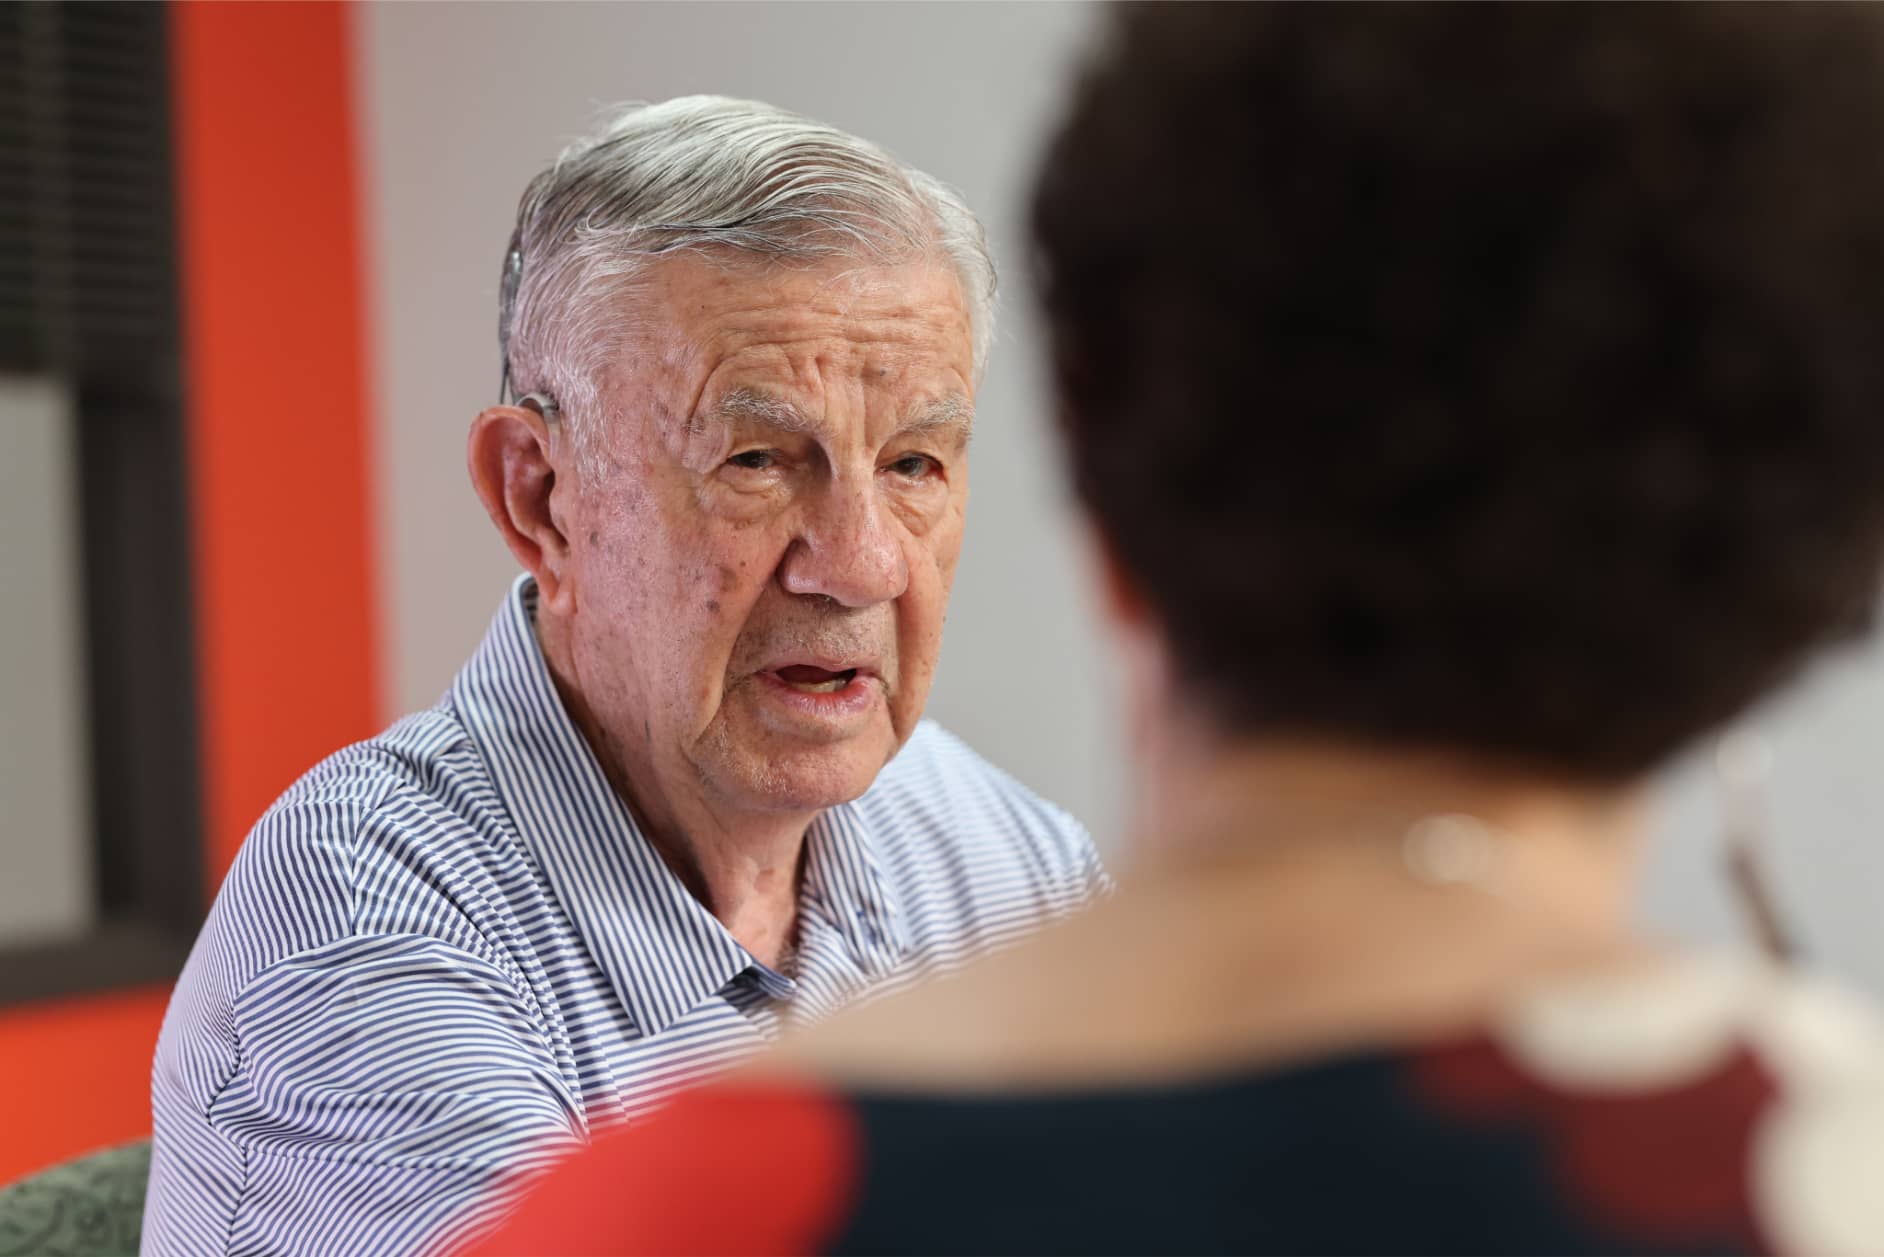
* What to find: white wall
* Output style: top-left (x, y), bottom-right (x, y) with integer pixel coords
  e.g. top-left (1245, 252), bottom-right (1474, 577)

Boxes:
top-left (1646, 649), bottom-right (1884, 994)
top-left (356, 1), bottom-right (1884, 995)
top-left (0, 376), bottom-right (92, 947)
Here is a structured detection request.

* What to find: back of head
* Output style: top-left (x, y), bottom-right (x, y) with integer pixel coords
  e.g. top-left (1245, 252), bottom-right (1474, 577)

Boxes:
top-left (1033, 4), bottom-right (1884, 781)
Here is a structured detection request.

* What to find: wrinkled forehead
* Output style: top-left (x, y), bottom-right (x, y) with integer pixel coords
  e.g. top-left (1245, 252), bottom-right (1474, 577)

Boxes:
top-left (701, 256), bottom-right (968, 356)
top-left (608, 253), bottom-right (977, 434)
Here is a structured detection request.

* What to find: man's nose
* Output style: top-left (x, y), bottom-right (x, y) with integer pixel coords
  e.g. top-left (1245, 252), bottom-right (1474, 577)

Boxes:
top-left (777, 478), bottom-right (910, 608)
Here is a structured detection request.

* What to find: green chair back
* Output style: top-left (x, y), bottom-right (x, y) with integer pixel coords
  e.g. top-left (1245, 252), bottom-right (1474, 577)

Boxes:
top-left (0, 1141), bottom-right (151, 1257)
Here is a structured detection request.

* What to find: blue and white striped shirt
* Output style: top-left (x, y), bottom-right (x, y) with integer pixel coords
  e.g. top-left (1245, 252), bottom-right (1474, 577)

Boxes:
top-left (144, 577), bottom-right (1105, 1257)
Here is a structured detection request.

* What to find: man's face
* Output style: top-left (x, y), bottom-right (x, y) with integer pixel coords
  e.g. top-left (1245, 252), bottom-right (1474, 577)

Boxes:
top-left (555, 253), bottom-right (975, 819)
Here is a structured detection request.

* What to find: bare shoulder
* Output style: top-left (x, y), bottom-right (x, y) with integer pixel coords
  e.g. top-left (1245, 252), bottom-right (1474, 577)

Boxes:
top-left (767, 882), bottom-right (1224, 1090)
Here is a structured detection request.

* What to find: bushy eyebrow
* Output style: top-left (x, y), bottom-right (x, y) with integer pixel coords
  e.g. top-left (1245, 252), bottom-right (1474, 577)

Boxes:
top-left (901, 394), bottom-right (975, 445)
top-left (695, 388), bottom-right (974, 444)
top-left (696, 388), bottom-right (822, 438)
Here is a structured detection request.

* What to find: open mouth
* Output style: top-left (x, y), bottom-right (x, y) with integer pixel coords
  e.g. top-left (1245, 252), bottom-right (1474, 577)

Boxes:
top-left (773, 664), bottom-right (860, 694)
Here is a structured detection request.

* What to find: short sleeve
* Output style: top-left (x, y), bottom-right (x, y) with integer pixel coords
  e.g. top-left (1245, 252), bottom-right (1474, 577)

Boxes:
top-left (146, 935), bottom-right (584, 1257)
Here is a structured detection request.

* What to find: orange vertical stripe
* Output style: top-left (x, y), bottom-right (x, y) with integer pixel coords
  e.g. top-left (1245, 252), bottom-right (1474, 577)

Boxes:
top-left (171, 0), bottom-right (382, 888)
top-left (0, 1), bottom-right (381, 1185)
top-left (0, 988), bottom-right (174, 1183)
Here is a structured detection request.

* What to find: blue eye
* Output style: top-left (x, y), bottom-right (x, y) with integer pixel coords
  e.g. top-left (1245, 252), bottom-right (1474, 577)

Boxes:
top-left (889, 454), bottom-right (938, 479)
top-left (728, 450), bottom-right (776, 471)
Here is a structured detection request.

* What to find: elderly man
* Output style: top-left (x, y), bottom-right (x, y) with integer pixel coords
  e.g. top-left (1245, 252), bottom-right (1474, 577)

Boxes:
top-left (143, 96), bottom-right (1104, 1257)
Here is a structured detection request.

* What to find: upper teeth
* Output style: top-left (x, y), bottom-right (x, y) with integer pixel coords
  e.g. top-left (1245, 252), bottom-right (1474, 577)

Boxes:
top-left (789, 677), bottom-right (847, 693)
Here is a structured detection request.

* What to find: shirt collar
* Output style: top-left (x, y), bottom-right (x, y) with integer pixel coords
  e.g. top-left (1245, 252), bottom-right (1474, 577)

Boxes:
top-left (785, 802), bottom-right (913, 1022)
top-left (451, 575), bottom-right (907, 1036)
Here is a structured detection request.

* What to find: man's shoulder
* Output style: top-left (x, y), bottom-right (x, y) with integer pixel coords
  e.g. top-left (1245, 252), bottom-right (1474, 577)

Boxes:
top-left (319, 702), bottom-right (477, 784)
top-left (245, 705), bottom-right (477, 861)
top-left (209, 704), bottom-right (503, 980)
top-left (862, 720), bottom-right (1104, 895)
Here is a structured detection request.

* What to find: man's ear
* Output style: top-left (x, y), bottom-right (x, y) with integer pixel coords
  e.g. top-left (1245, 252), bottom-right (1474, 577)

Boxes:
top-left (468, 405), bottom-right (574, 613)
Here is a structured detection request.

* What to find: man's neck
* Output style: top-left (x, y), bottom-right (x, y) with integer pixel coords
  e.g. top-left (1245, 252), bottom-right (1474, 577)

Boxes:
top-left (633, 797), bottom-right (810, 970)
top-left (538, 616), bottom-right (811, 971)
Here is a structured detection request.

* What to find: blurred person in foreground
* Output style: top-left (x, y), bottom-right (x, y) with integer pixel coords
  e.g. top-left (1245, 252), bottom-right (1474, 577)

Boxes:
top-left (477, 7), bottom-right (1884, 1255)
top-left (142, 97), bottom-right (1107, 1257)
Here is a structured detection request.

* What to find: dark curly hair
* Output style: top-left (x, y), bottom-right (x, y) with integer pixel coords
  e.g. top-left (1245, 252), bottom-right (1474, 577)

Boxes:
top-left (1031, 3), bottom-right (1884, 781)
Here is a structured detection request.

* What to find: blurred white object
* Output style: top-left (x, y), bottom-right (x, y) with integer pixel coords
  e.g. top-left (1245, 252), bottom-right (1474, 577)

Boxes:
top-left (1715, 729), bottom-right (1797, 962)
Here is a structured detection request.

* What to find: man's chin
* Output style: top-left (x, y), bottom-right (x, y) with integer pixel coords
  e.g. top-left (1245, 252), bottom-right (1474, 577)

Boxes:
top-left (702, 729), bottom-right (902, 815)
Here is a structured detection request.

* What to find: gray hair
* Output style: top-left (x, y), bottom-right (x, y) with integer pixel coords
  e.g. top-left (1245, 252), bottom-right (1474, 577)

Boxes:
top-left (498, 95), bottom-right (997, 461)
